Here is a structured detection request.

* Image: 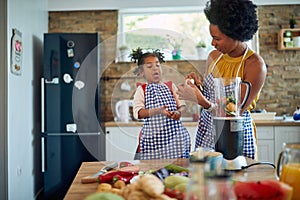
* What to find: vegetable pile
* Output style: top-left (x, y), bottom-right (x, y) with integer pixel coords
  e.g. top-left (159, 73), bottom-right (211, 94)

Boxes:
top-left (84, 162), bottom-right (293, 200)
top-left (84, 163), bottom-right (190, 200)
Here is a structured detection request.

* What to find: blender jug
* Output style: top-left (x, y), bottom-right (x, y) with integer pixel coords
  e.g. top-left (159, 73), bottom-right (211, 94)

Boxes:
top-left (212, 77), bottom-right (251, 161)
top-left (213, 77), bottom-right (251, 117)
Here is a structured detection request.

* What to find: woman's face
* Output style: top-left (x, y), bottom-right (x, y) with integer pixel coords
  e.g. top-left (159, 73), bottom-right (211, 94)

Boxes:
top-left (209, 24), bottom-right (240, 55)
top-left (141, 56), bottom-right (162, 84)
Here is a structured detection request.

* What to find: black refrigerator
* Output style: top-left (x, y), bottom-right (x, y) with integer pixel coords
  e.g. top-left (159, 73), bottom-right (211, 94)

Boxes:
top-left (41, 33), bottom-right (105, 199)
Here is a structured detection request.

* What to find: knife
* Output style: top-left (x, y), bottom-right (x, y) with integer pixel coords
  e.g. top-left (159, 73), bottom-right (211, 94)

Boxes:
top-left (81, 162), bottom-right (118, 184)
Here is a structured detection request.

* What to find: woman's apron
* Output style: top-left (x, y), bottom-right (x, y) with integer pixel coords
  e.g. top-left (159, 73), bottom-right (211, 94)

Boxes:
top-left (195, 47), bottom-right (256, 159)
top-left (140, 83), bottom-right (191, 160)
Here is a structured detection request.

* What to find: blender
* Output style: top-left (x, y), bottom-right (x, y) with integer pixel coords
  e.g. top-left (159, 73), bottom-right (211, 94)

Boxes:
top-left (212, 77), bottom-right (251, 170)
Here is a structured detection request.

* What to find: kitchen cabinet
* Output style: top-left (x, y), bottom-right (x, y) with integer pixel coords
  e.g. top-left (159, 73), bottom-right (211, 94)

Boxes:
top-left (104, 122), bottom-right (300, 165)
top-left (256, 126), bottom-right (275, 164)
top-left (105, 123), bottom-right (198, 161)
top-left (256, 126), bottom-right (300, 164)
top-left (274, 126), bottom-right (300, 162)
top-left (105, 126), bottom-right (141, 161)
top-left (278, 28), bottom-right (300, 50)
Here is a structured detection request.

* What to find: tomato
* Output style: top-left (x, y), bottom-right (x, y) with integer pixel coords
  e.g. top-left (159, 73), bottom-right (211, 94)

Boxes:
top-left (164, 188), bottom-right (177, 198)
top-left (164, 188), bottom-right (187, 200)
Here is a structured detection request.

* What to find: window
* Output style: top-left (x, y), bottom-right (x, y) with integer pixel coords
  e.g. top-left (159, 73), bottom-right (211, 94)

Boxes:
top-left (117, 8), bottom-right (258, 61)
top-left (118, 8), bottom-right (211, 61)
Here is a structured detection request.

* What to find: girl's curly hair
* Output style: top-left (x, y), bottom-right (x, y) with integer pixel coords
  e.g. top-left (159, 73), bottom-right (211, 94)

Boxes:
top-left (130, 48), bottom-right (165, 76)
top-left (204, 0), bottom-right (258, 42)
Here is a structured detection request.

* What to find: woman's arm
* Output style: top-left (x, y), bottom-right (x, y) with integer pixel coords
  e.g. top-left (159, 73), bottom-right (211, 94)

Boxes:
top-left (241, 53), bottom-right (267, 113)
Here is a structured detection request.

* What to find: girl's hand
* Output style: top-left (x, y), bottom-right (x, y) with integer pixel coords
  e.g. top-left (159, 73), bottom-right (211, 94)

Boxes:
top-left (170, 111), bottom-right (181, 121)
top-left (157, 106), bottom-right (172, 118)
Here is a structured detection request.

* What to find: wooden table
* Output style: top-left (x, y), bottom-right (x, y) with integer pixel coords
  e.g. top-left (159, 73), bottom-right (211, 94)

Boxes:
top-left (64, 158), bottom-right (276, 200)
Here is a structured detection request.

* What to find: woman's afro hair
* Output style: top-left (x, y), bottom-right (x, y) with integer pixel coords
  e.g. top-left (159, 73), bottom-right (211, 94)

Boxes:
top-left (204, 0), bottom-right (258, 42)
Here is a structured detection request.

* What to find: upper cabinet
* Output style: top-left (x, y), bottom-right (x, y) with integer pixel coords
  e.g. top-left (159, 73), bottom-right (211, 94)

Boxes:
top-left (278, 28), bottom-right (300, 50)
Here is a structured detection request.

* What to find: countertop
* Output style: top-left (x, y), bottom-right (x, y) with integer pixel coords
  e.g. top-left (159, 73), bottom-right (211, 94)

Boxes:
top-left (105, 117), bottom-right (300, 127)
top-left (64, 158), bottom-right (276, 200)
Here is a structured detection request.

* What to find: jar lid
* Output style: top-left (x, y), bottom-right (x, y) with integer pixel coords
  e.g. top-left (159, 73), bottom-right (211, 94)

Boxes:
top-left (189, 156), bottom-right (207, 163)
top-left (285, 31), bottom-right (292, 37)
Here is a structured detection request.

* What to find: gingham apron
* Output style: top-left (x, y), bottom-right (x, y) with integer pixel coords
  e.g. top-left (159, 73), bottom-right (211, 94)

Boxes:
top-left (195, 48), bottom-right (256, 159)
top-left (140, 82), bottom-right (191, 160)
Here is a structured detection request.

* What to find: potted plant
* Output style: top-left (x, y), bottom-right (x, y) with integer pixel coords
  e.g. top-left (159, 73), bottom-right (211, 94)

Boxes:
top-left (290, 15), bottom-right (296, 29)
top-left (166, 34), bottom-right (184, 60)
top-left (196, 40), bottom-right (207, 60)
top-left (196, 40), bottom-right (206, 48)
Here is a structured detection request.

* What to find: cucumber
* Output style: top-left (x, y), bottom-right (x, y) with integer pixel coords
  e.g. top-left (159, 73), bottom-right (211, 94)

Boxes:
top-left (164, 164), bottom-right (189, 173)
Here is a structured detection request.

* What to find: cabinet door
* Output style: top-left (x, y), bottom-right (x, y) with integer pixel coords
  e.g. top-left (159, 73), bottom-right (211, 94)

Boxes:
top-left (274, 126), bottom-right (300, 162)
top-left (256, 126), bottom-right (275, 164)
top-left (257, 140), bottom-right (275, 164)
top-left (105, 127), bottom-right (141, 161)
top-left (185, 126), bottom-right (197, 151)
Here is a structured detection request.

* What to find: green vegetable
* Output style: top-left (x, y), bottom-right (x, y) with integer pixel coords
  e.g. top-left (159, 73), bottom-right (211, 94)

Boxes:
top-left (164, 175), bottom-right (190, 189)
top-left (164, 164), bottom-right (189, 173)
top-left (85, 192), bottom-right (124, 200)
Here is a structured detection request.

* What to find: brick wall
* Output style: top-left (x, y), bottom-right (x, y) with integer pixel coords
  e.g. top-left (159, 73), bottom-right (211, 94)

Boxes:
top-left (49, 5), bottom-right (300, 121)
top-left (257, 5), bottom-right (300, 116)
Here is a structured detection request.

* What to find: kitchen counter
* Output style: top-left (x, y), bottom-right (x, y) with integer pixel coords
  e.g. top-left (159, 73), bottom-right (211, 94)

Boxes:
top-left (64, 158), bottom-right (276, 200)
top-left (105, 117), bottom-right (300, 127)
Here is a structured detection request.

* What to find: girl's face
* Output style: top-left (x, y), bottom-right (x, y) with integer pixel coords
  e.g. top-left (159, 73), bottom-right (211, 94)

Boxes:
top-left (209, 24), bottom-right (240, 56)
top-left (140, 56), bottom-right (162, 84)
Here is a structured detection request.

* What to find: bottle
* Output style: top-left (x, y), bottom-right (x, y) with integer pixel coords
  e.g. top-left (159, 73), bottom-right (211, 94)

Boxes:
top-left (293, 106), bottom-right (300, 121)
top-left (185, 156), bottom-right (207, 200)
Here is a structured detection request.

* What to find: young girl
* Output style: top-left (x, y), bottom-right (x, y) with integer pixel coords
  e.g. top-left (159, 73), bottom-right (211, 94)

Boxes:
top-left (131, 48), bottom-right (191, 160)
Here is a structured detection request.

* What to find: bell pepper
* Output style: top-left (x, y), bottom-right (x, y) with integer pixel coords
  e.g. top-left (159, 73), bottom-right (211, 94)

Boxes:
top-left (112, 173), bottom-right (137, 184)
top-left (98, 171), bottom-right (137, 183)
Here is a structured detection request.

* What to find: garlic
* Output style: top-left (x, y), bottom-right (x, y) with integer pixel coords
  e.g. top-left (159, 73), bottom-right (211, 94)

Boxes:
top-left (186, 78), bottom-right (195, 85)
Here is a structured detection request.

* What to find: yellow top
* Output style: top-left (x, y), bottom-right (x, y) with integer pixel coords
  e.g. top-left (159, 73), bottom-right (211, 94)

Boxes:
top-left (208, 49), bottom-right (259, 111)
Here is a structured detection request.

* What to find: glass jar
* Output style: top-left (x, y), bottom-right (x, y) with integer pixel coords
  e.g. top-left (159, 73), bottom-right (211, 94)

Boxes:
top-left (206, 173), bottom-right (236, 200)
top-left (185, 158), bottom-right (206, 200)
top-left (277, 143), bottom-right (300, 200)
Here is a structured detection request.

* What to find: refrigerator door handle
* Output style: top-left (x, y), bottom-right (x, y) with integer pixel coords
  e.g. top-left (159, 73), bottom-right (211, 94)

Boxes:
top-left (41, 78), bottom-right (45, 133)
top-left (41, 137), bottom-right (46, 172)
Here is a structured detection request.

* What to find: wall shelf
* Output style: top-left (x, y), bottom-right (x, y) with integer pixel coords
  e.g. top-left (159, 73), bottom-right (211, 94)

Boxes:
top-left (278, 28), bottom-right (300, 50)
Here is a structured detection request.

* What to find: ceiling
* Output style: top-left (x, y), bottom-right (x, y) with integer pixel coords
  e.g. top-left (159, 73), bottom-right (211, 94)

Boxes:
top-left (48, 0), bottom-right (300, 11)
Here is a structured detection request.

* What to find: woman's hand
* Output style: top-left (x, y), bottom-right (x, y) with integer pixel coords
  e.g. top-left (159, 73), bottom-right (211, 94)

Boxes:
top-left (176, 82), bottom-right (200, 104)
top-left (177, 82), bottom-right (212, 109)
top-left (186, 72), bottom-right (203, 89)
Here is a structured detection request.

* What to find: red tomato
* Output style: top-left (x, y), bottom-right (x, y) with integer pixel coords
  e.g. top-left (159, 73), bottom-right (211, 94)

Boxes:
top-left (164, 188), bottom-right (177, 198)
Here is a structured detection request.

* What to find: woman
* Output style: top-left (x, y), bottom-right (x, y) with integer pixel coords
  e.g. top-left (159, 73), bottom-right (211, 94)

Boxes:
top-left (177, 0), bottom-right (267, 160)
top-left (131, 48), bottom-right (191, 160)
